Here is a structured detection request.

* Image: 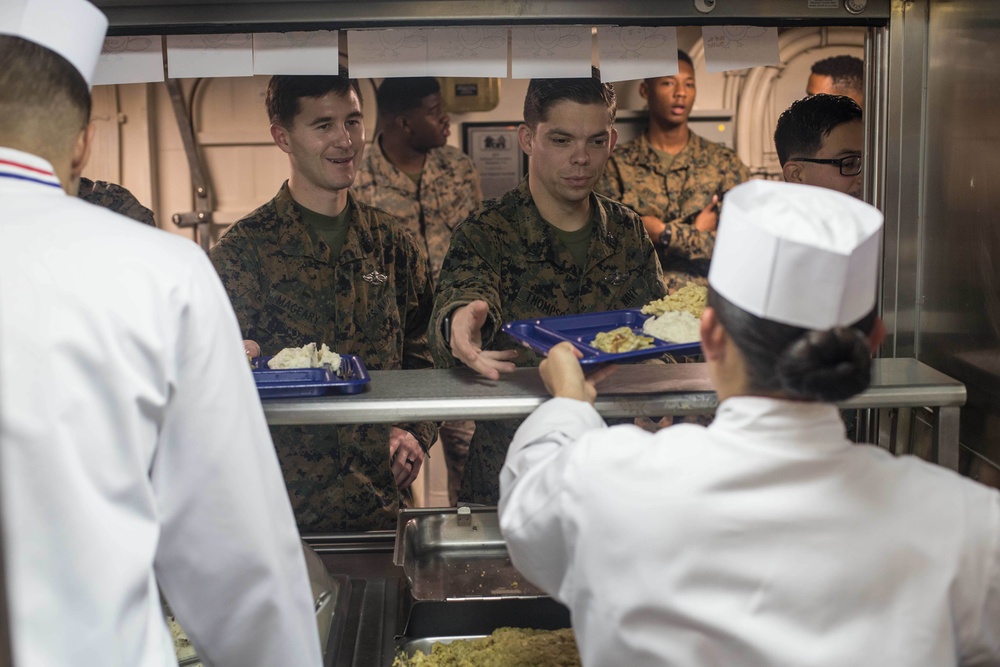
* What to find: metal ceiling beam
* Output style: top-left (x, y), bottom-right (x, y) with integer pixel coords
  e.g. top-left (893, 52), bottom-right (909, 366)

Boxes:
top-left (92, 0), bottom-right (890, 35)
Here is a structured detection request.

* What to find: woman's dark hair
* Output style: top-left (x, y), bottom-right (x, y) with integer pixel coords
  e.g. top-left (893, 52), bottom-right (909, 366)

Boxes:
top-left (708, 287), bottom-right (876, 402)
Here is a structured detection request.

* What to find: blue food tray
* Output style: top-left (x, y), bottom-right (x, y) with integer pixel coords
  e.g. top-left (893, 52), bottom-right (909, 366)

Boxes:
top-left (251, 354), bottom-right (370, 398)
top-left (502, 309), bottom-right (701, 365)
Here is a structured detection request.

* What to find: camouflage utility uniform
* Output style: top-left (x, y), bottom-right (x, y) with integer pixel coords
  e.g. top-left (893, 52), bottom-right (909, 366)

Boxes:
top-left (354, 136), bottom-right (483, 506)
top-left (209, 183), bottom-right (436, 532)
top-left (429, 178), bottom-right (666, 505)
top-left (78, 177), bottom-right (156, 226)
top-left (597, 131), bottom-right (750, 291)
top-left (353, 138), bottom-right (482, 280)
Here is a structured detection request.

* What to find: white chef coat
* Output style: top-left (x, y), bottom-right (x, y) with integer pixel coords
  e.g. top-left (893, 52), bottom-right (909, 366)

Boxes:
top-left (0, 147), bottom-right (323, 667)
top-left (499, 395), bottom-right (1000, 667)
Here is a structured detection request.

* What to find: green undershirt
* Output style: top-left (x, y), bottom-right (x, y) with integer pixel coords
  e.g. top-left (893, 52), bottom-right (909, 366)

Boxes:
top-left (548, 217), bottom-right (594, 270)
top-left (295, 201), bottom-right (351, 261)
top-left (650, 144), bottom-right (677, 172)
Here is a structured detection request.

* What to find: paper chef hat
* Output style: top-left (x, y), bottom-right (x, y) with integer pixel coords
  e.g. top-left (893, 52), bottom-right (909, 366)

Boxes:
top-left (708, 180), bottom-right (883, 330)
top-left (0, 0), bottom-right (108, 87)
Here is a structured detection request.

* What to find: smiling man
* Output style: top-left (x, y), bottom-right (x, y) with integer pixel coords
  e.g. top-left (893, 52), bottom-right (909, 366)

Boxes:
top-left (209, 71), bottom-right (437, 532)
top-left (774, 94), bottom-right (864, 199)
top-left (428, 68), bottom-right (666, 505)
top-left (597, 50), bottom-right (750, 292)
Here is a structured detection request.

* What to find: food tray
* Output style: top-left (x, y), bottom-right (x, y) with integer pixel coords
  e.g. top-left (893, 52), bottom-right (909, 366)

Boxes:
top-left (251, 354), bottom-right (370, 398)
top-left (502, 309), bottom-right (701, 365)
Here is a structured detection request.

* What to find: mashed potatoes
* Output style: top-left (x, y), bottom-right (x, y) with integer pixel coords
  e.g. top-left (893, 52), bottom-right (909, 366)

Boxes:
top-left (641, 283), bottom-right (708, 318)
top-left (395, 627), bottom-right (580, 667)
top-left (642, 310), bottom-right (701, 344)
top-left (267, 342), bottom-right (342, 371)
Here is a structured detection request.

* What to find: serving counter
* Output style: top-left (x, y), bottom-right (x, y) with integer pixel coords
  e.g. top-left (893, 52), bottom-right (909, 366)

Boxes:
top-left (264, 357), bottom-right (966, 470)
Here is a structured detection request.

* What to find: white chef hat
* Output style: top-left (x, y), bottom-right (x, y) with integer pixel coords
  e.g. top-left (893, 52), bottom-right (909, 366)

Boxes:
top-left (708, 180), bottom-right (883, 330)
top-left (0, 0), bottom-right (108, 87)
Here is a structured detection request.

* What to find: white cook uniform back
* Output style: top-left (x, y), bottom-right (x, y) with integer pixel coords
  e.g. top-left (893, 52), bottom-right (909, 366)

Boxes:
top-left (500, 396), bottom-right (1000, 667)
top-left (0, 147), bottom-right (322, 667)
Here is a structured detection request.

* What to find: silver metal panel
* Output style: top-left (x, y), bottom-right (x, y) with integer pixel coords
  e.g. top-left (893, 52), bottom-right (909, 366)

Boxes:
top-left (393, 508), bottom-right (546, 601)
top-left (261, 358), bottom-right (964, 425)
top-left (91, 0), bottom-right (890, 33)
top-left (921, 0), bottom-right (1000, 471)
top-left (880, 0), bottom-right (928, 360)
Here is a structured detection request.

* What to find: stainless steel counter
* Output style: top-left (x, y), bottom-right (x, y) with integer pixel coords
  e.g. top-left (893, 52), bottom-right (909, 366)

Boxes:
top-left (263, 357), bottom-right (966, 470)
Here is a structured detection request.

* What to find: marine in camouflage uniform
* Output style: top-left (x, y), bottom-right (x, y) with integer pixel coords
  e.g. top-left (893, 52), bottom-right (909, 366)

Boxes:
top-left (78, 176), bottom-right (156, 226)
top-left (597, 130), bottom-right (750, 292)
top-left (209, 183), bottom-right (436, 531)
top-left (353, 139), bottom-right (482, 281)
top-left (429, 178), bottom-right (666, 505)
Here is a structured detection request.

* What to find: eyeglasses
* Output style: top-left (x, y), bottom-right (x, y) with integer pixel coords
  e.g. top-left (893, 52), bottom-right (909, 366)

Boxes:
top-left (788, 155), bottom-right (863, 176)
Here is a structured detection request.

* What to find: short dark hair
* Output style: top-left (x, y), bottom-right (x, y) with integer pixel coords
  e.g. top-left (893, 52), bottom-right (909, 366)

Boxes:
top-left (523, 66), bottom-right (616, 129)
top-left (773, 94), bottom-right (863, 166)
top-left (0, 35), bottom-right (91, 146)
top-left (811, 55), bottom-right (864, 94)
top-left (376, 77), bottom-right (440, 118)
top-left (709, 288), bottom-right (877, 402)
top-left (266, 68), bottom-right (362, 127)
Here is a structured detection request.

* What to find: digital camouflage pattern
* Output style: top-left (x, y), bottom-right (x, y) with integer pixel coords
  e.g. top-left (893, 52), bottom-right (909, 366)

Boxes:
top-left (596, 131), bottom-right (751, 292)
top-left (353, 137), bottom-right (483, 505)
top-left (429, 178), bottom-right (667, 505)
top-left (77, 177), bottom-right (156, 226)
top-left (353, 139), bottom-right (483, 281)
top-left (209, 183), bottom-right (436, 532)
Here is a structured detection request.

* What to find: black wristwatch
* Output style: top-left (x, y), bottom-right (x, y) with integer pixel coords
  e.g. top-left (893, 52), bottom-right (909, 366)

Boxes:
top-left (659, 224), bottom-right (672, 249)
top-left (442, 312), bottom-right (452, 345)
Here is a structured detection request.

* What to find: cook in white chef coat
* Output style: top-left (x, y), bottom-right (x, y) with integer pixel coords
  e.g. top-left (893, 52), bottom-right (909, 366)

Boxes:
top-left (0, 1), bottom-right (322, 666)
top-left (499, 180), bottom-right (1000, 667)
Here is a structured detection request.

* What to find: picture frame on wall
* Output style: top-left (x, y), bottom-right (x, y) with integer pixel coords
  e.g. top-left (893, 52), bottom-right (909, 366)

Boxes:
top-left (462, 122), bottom-right (527, 199)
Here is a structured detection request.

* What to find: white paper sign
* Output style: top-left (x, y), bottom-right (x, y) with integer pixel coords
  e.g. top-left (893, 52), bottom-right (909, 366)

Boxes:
top-left (166, 34), bottom-right (254, 78)
top-left (596, 27), bottom-right (678, 82)
top-left (252, 31), bottom-right (340, 75)
top-left (702, 26), bottom-right (781, 73)
top-left (93, 36), bottom-right (164, 85)
top-left (424, 27), bottom-right (508, 78)
top-left (347, 29), bottom-right (430, 78)
top-left (510, 26), bottom-right (592, 79)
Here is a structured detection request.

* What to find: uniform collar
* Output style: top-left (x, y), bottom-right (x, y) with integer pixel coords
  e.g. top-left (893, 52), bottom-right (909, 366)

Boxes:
top-left (369, 134), bottom-right (419, 194)
top-left (632, 130), bottom-right (706, 175)
top-left (272, 182), bottom-right (374, 263)
top-left (514, 177), bottom-right (621, 268)
top-left (0, 147), bottom-right (64, 190)
top-left (709, 396), bottom-right (851, 456)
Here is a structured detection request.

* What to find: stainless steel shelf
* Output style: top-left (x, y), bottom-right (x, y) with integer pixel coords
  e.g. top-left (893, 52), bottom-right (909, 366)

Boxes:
top-left (262, 357), bottom-right (965, 471)
top-left (262, 357), bottom-right (964, 425)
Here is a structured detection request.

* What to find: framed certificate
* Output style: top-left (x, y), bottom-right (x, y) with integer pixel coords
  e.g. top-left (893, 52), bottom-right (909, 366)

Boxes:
top-left (462, 122), bottom-right (527, 199)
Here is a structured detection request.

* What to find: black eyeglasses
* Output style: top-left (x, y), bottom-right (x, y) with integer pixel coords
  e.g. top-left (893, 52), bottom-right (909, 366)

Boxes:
top-left (788, 155), bottom-right (863, 176)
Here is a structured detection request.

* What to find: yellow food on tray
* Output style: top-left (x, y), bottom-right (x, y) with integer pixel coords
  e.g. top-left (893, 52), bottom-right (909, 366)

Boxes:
top-left (395, 627), bottom-right (580, 667)
top-left (641, 283), bottom-right (708, 318)
top-left (590, 326), bottom-right (655, 353)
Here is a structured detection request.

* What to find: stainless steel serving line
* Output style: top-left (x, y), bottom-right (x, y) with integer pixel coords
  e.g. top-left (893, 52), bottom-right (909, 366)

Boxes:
top-left (263, 358), bottom-right (966, 470)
